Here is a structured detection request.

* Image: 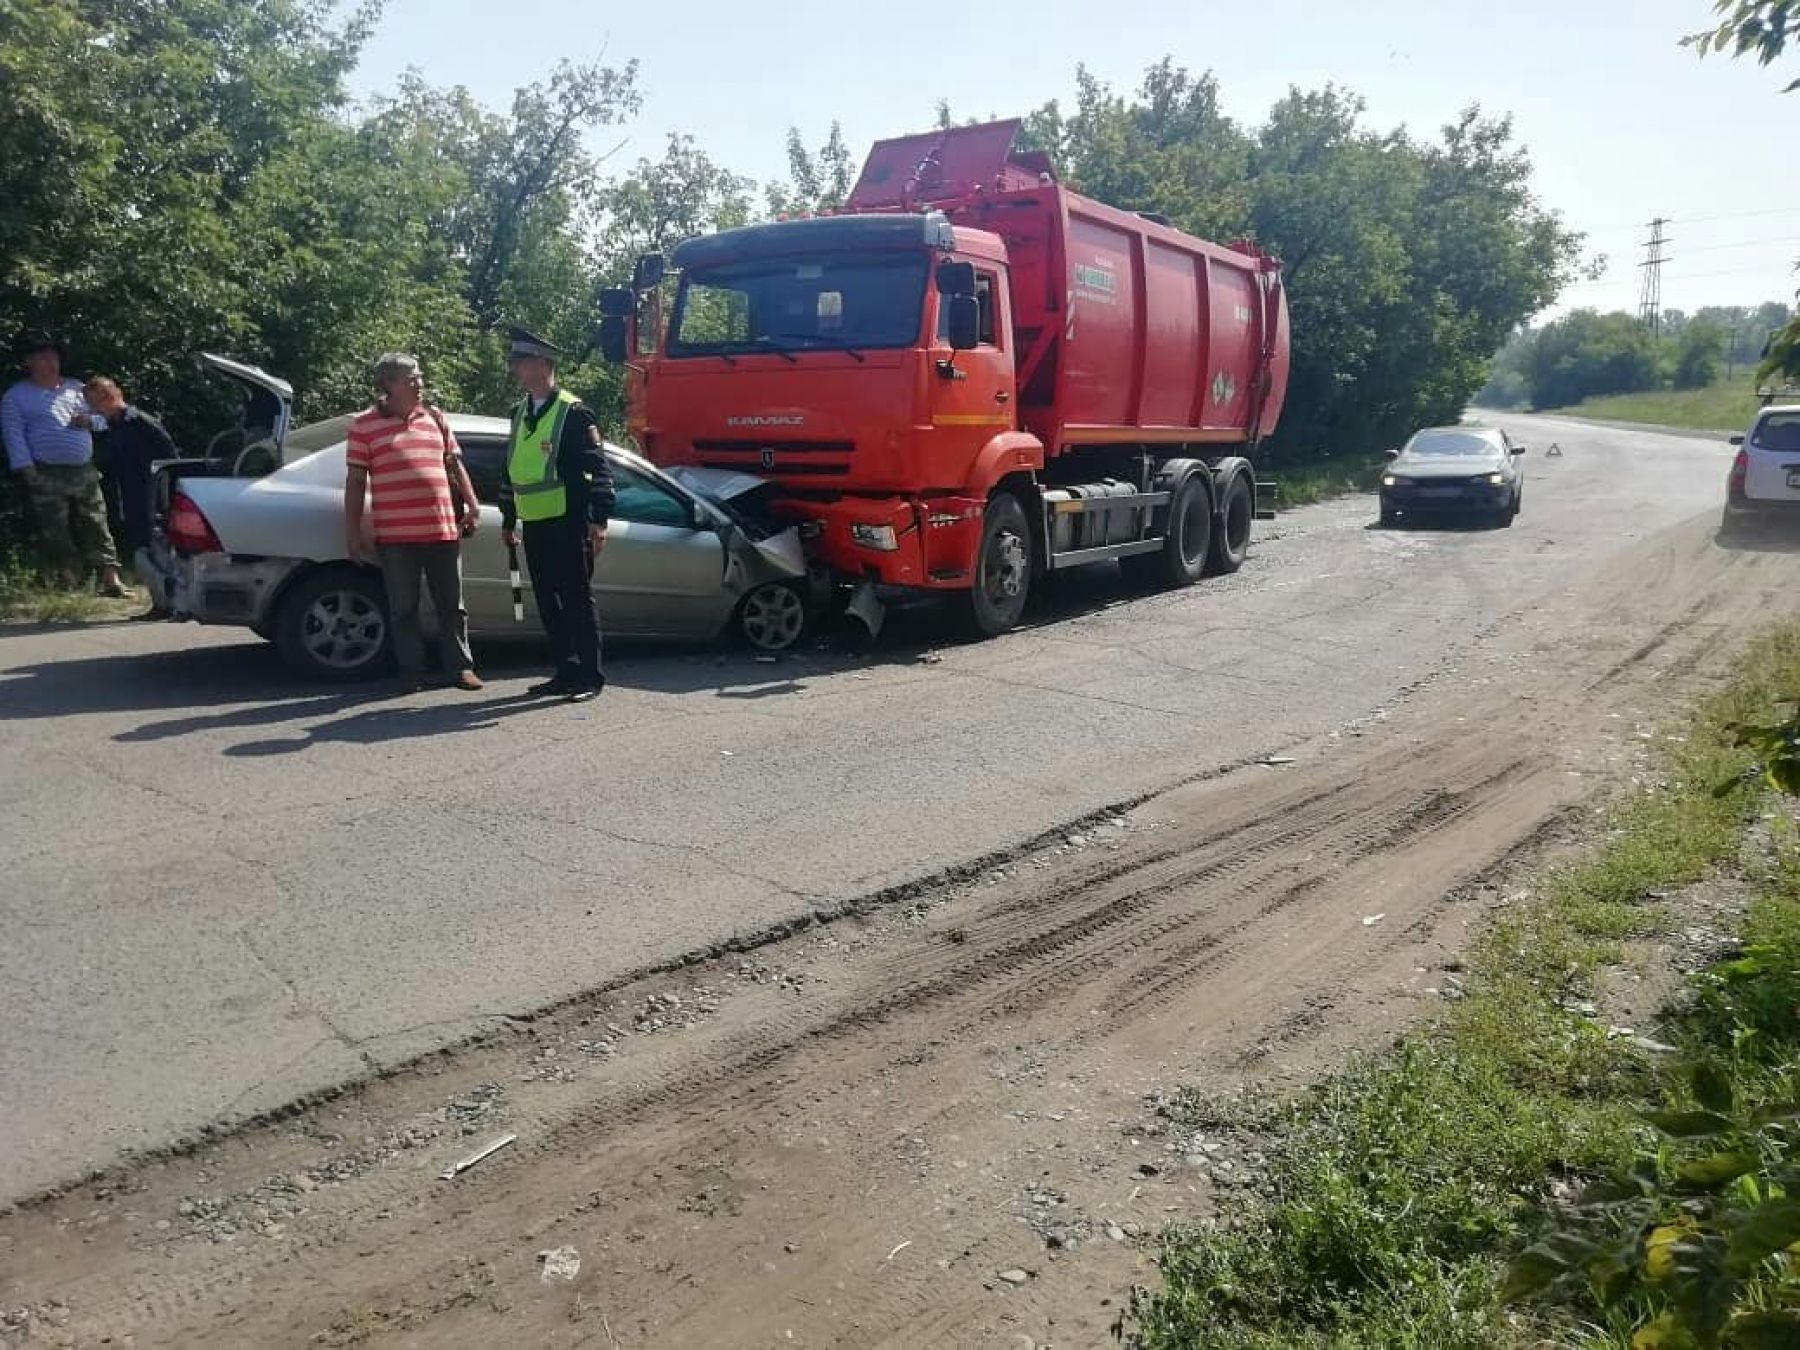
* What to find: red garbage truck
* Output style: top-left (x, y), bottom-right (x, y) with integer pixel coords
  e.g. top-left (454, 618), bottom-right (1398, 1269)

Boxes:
top-left (600, 118), bottom-right (1290, 637)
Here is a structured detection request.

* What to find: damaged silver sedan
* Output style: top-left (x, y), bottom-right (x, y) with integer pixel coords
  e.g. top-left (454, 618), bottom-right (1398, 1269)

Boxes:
top-left (144, 395), bottom-right (812, 680)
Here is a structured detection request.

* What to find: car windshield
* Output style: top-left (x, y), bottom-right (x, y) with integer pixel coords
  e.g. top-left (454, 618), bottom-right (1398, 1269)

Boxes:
top-left (1752, 413), bottom-right (1800, 452)
top-left (668, 251), bottom-right (927, 356)
top-left (1404, 430), bottom-right (1500, 457)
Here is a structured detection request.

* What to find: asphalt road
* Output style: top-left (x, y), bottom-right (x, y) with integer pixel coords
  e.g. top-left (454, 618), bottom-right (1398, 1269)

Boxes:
top-left (0, 414), bottom-right (1742, 1201)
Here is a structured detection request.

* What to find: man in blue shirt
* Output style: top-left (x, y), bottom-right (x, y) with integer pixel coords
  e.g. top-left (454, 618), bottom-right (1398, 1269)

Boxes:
top-left (1, 333), bottom-right (128, 595)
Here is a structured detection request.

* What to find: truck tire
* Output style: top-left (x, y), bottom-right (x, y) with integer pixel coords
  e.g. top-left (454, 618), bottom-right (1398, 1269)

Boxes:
top-left (963, 492), bottom-right (1032, 637)
top-left (274, 568), bottom-right (392, 681)
top-left (1122, 473), bottom-right (1212, 589)
top-left (1206, 472), bottom-right (1253, 575)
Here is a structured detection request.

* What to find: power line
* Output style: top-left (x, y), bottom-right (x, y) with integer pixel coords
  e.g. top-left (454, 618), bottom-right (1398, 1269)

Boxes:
top-left (1678, 234), bottom-right (1800, 255)
top-left (1574, 262), bottom-right (1799, 290)
top-left (1586, 205), bottom-right (1800, 234)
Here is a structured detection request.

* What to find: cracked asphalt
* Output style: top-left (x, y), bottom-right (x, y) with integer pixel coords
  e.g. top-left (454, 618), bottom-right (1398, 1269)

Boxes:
top-left (0, 413), bottom-right (1738, 1201)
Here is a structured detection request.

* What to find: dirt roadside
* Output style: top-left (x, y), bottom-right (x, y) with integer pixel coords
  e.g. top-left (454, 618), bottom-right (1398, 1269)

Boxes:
top-left (3, 517), bottom-right (1796, 1349)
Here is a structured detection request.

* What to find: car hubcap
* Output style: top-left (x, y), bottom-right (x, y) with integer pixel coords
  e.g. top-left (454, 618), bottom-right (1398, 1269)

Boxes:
top-left (985, 529), bottom-right (1027, 605)
top-left (302, 591), bottom-right (384, 670)
top-left (742, 584), bottom-right (804, 651)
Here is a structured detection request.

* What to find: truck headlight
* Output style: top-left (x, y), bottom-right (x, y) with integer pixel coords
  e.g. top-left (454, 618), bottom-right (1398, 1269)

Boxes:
top-left (850, 523), bottom-right (899, 551)
top-left (1486, 472), bottom-right (1506, 486)
top-left (1381, 474), bottom-right (1398, 487)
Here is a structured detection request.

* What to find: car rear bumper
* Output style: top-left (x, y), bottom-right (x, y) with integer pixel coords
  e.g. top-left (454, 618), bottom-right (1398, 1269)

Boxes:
top-left (1725, 489), bottom-right (1800, 515)
top-left (143, 540), bottom-right (298, 626)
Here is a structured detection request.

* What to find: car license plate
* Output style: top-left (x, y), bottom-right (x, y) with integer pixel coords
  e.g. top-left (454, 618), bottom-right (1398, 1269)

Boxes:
top-left (1786, 470), bottom-right (1800, 489)
top-left (1419, 487), bottom-right (1460, 499)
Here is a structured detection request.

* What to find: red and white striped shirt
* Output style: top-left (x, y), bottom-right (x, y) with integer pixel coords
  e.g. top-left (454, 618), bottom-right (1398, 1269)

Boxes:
top-left (346, 405), bottom-right (461, 545)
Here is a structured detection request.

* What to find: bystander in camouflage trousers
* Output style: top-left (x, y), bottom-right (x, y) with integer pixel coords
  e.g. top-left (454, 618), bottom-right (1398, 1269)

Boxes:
top-left (27, 463), bottom-right (118, 579)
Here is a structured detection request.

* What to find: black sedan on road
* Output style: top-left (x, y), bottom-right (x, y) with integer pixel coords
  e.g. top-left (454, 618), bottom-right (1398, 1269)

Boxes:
top-left (1379, 425), bottom-right (1527, 528)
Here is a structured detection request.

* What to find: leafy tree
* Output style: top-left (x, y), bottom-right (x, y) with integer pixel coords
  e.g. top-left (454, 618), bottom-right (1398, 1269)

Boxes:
top-left (1675, 319), bottom-right (1729, 389)
top-left (0, 0), bottom-right (376, 436)
top-left (765, 123), bottom-right (854, 216)
top-left (1523, 310), bottom-right (1664, 408)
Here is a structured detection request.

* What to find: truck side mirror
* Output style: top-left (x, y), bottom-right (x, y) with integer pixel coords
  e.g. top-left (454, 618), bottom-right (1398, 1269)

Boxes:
top-left (598, 316), bottom-right (628, 365)
top-left (936, 261), bottom-right (977, 298)
top-left (632, 253), bottom-right (665, 292)
top-left (946, 295), bottom-right (981, 351)
top-left (598, 287), bottom-right (635, 318)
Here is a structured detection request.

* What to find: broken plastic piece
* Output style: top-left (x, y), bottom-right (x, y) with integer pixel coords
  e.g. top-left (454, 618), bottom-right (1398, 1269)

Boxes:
top-left (439, 1132), bottom-right (518, 1180)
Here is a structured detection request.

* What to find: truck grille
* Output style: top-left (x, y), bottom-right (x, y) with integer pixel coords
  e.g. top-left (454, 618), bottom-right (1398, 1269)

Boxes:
top-left (692, 439), bottom-right (854, 477)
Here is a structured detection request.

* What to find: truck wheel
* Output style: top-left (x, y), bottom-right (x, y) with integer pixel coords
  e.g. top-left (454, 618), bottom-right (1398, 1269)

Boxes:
top-left (274, 568), bottom-right (392, 681)
top-left (1123, 473), bottom-right (1211, 589)
top-left (963, 493), bottom-right (1032, 637)
top-left (1206, 473), bottom-right (1253, 575)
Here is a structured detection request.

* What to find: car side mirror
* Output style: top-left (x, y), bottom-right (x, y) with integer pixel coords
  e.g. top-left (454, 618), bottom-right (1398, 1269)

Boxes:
top-left (1511, 446), bottom-right (1526, 456)
top-left (1730, 434), bottom-right (1746, 446)
top-left (946, 295), bottom-right (980, 351)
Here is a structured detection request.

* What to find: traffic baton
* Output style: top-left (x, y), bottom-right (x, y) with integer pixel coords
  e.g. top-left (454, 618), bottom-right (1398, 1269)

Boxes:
top-left (507, 539), bottom-right (525, 622)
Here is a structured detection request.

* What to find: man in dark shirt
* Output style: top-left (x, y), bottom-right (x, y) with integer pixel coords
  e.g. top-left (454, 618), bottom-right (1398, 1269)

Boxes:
top-left (85, 377), bottom-right (177, 616)
top-left (498, 327), bottom-right (617, 702)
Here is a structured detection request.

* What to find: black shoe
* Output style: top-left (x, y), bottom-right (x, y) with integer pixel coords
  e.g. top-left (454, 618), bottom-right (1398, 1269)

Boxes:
top-left (566, 686), bottom-right (600, 703)
top-left (528, 675), bottom-right (574, 697)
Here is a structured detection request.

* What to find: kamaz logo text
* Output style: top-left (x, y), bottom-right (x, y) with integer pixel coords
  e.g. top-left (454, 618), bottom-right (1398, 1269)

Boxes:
top-left (725, 415), bottom-right (805, 428)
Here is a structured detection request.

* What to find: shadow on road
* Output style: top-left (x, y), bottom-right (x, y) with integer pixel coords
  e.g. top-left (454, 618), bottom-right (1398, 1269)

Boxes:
top-left (3, 559), bottom-right (1198, 740)
top-left (1715, 525), bottom-right (1800, 555)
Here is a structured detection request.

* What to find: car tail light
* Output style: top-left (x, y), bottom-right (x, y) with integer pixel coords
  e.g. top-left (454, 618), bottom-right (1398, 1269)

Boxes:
top-left (1729, 448), bottom-right (1748, 495)
top-left (166, 490), bottom-right (223, 556)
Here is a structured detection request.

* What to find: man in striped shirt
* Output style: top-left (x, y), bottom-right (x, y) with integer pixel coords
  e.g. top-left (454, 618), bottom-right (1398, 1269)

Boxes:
top-left (344, 353), bottom-right (484, 692)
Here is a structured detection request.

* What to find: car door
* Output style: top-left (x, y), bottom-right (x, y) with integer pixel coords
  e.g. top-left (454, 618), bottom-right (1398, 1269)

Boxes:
top-left (457, 435), bottom-right (534, 633)
top-left (599, 460), bottom-right (731, 638)
top-left (1743, 411), bottom-right (1800, 503)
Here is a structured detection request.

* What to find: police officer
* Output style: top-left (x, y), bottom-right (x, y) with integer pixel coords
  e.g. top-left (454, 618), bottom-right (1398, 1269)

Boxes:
top-left (499, 326), bottom-right (615, 703)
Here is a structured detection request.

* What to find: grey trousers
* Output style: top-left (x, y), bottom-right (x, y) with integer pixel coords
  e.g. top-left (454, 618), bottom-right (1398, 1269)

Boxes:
top-left (377, 541), bottom-right (474, 675)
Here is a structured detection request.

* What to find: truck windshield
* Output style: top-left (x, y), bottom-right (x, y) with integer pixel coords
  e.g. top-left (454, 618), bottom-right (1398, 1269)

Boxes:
top-left (668, 252), bottom-right (927, 357)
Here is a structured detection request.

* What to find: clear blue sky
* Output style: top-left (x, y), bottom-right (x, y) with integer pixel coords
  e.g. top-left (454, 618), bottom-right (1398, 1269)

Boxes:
top-left (346, 0), bottom-right (1800, 320)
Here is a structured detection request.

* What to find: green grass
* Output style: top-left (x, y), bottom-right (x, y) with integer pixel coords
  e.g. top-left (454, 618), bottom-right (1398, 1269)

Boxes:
top-left (1122, 626), bottom-right (1800, 1350)
top-left (1558, 375), bottom-right (1779, 435)
top-left (1272, 457), bottom-right (1386, 508)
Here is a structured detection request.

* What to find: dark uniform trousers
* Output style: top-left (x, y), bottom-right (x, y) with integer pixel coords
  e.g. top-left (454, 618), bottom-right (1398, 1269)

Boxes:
top-left (523, 516), bottom-right (603, 687)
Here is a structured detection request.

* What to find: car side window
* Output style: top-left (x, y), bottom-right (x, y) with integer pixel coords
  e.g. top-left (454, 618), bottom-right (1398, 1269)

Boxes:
top-left (611, 462), bottom-right (695, 528)
top-left (460, 437), bottom-right (508, 505)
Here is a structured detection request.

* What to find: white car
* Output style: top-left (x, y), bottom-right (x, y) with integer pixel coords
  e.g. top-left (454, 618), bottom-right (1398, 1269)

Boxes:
top-left (143, 360), bottom-right (814, 679)
top-left (1723, 404), bottom-right (1800, 531)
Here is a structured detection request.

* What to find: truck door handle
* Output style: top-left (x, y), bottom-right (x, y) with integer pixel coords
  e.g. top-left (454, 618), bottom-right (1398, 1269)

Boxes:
top-left (994, 391), bottom-right (1010, 403)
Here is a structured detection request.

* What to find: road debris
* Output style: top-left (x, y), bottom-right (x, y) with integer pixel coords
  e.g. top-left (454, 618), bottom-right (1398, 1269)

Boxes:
top-left (1257, 755), bottom-right (1297, 767)
top-left (996, 1268), bottom-right (1030, 1286)
top-left (886, 1240), bottom-right (912, 1260)
top-left (538, 1246), bottom-right (581, 1282)
top-left (438, 1133), bottom-right (517, 1181)
top-left (1362, 913), bottom-right (1386, 926)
